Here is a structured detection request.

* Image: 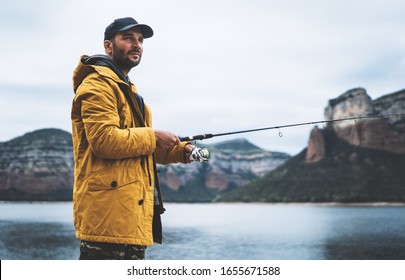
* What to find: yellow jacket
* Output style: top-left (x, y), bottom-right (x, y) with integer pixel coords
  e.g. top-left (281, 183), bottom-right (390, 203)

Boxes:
top-left (71, 55), bottom-right (187, 246)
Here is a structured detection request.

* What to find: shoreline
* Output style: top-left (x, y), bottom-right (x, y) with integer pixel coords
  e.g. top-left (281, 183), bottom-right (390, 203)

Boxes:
top-left (1, 200), bottom-right (405, 207)
top-left (271, 202), bottom-right (405, 207)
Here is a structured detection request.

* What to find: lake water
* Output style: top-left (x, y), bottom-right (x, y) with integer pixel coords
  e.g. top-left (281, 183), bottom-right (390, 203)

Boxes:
top-left (1, 202), bottom-right (405, 260)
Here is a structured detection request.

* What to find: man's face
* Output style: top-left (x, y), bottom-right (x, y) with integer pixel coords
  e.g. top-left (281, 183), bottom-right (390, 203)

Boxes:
top-left (106, 27), bottom-right (144, 74)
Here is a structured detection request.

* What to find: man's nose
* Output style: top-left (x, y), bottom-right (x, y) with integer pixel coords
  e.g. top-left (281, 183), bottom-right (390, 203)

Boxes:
top-left (132, 39), bottom-right (142, 49)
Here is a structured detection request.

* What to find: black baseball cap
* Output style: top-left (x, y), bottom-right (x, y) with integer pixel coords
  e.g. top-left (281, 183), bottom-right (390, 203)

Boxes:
top-left (104, 17), bottom-right (154, 40)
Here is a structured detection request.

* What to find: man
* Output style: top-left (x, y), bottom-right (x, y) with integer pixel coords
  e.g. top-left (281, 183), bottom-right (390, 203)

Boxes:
top-left (71, 17), bottom-right (194, 260)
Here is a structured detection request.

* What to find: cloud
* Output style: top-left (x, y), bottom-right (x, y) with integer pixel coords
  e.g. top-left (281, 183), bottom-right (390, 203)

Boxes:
top-left (0, 84), bottom-right (72, 139)
top-left (0, 0), bottom-right (404, 155)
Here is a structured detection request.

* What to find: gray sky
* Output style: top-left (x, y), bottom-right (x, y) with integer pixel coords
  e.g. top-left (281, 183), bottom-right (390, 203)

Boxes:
top-left (1, 0), bottom-right (404, 155)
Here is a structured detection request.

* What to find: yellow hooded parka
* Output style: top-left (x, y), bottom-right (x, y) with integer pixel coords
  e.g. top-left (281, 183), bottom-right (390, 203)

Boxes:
top-left (71, 55), bottom-right (187, 246)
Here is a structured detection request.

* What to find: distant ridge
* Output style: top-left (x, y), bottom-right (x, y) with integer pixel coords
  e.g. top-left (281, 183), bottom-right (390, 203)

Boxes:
top-left (209, 139), bottom-right (263, 152)
top-left (0, 128), bottom-right (74, 201)
top-left (8, 128), bottom-right (72, 143)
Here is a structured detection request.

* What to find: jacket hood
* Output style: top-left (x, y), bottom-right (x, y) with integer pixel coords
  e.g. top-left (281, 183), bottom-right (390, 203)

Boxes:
top-left (73, 55), bottom-right (128, 93)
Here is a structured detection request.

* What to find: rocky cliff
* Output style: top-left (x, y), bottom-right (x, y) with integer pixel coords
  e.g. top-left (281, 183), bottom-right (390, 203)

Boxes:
top-left (0, 129), bottom-right (74, 200)
top-left (320, 88), bottom-right (405, 156)
top-left (159, 139), bottom-right (290, 202)
top-left (218, 88), bottom-right (405, 203)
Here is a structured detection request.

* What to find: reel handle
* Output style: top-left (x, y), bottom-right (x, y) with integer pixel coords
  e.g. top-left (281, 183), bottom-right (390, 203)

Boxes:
top-left (189, 147), bottom-right (210, 162)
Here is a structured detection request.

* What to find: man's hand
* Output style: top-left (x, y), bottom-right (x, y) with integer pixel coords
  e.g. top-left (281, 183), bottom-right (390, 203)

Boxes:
top-left (155, 130), bottom-right (180, 150)
top-left (184, 143), bottom-right (195, 163)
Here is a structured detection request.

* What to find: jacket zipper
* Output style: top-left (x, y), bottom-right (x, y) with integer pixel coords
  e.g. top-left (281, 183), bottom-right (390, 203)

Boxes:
top-left (122, 82), bottom-right (152, 188)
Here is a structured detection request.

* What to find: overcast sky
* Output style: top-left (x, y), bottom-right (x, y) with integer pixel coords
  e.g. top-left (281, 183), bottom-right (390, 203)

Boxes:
top-left (0, 0), bottom-right (404, 155)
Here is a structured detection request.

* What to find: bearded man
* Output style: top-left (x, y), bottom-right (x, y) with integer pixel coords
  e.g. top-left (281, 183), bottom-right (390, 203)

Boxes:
top-left (71, 17), bottom-right (193, 260)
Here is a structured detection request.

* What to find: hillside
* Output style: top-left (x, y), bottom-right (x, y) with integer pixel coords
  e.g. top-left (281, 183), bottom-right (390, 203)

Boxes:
top-left (217, 127), bottom-right (405, 202)
top-left (0, 128), bottom-right (74, 201)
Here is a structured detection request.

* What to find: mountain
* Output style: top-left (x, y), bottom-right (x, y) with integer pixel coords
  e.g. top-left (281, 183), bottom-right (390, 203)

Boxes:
top-left (217, 88), bottom-right (405, 203)
top-left (323, 88), bottom-right (405, 154)
top-left (158, 139), bottom-right (290, 202)
top-left (3, 88), bottom-right (403, 203)
top-left (0, 130), bottom-right (289, 201)
top-left (0, 128), bottom-right (74, 201)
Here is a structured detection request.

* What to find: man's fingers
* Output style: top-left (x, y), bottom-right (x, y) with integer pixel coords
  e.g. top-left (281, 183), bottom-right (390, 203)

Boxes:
top-left (155, 130), bottom-right (181, 150)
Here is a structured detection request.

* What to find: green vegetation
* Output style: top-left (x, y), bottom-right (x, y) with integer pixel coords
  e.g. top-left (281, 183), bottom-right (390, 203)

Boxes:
top-left (6, 128), bottom-right (73, 146)
top-left (208, 139), bottom-right (263, 153)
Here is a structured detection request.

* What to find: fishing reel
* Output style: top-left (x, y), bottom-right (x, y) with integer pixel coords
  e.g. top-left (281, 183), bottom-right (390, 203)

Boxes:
top-left (188, 145), bottom-right (210, 162)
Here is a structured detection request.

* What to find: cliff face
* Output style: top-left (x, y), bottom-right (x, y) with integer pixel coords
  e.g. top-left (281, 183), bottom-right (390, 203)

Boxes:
top-left (305, 126), bottom-right (325, 163)
top-left (158, 139), bottom-right (290, 202)
top-left (306, 88), bottom-right (405, 162)
top-left (219, 88), bottom-right (405, 203)
top-left (0, 129), bottom-right (74, 200)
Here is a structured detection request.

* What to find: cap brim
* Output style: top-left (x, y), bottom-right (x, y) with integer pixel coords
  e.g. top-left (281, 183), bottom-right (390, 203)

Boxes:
top-left (118, 23), bottom-right (154, 38)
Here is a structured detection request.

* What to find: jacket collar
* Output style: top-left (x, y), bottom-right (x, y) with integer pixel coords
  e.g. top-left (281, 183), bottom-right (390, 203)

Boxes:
top-left (73, 55), bottom-right (134, 93)
top-left (81, 54), bottom-right (129, 84)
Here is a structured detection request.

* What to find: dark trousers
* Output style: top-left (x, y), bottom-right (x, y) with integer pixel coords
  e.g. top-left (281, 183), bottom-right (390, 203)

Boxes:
top-left (79, 240), bottom-right (146, 260)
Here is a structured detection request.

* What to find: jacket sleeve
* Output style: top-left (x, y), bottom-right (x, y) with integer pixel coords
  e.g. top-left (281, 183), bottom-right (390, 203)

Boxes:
top-left (155, 142), bottom-right (189, 164)
top-left (76, 74), bottom-right (156, 159)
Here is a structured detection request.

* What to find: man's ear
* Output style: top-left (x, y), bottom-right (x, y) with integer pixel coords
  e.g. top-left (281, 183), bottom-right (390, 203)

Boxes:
top-left (104, 40), bottom-right (113, 55)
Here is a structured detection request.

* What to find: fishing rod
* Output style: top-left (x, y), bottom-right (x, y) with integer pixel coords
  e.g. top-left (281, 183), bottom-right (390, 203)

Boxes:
top-left (180, 113), bottom-right (405, 142)
top-left (183, 113), bottom-right (405, 162)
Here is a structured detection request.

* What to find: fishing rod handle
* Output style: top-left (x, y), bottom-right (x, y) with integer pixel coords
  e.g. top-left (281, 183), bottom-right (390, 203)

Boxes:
top-left (179, 134), bottom-right (213, 142)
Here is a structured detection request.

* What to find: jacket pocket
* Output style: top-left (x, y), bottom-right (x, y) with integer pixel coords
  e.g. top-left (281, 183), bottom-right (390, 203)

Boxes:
top-left (88, 167), bottom-right (138, 191)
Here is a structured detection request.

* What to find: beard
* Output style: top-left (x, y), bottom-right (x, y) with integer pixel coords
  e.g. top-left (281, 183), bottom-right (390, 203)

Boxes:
top-left (112, 42), bottom-right (142, 72)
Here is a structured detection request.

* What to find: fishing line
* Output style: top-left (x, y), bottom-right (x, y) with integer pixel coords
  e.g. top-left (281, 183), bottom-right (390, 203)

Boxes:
top-left (179, 113), bottom-right (405, 142)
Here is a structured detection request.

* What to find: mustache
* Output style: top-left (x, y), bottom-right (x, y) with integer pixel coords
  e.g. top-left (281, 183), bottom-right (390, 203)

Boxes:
top-left (128, 48), bottom-right (141, 54)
